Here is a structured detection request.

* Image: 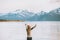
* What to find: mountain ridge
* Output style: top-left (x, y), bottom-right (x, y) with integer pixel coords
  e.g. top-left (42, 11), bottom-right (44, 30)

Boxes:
top-left (0, 8), bottom-right (60, 21)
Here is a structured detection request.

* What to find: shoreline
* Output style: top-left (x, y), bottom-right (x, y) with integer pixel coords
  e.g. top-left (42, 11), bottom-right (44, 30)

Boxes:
top-left (0, 20), bottom-right (24, 22)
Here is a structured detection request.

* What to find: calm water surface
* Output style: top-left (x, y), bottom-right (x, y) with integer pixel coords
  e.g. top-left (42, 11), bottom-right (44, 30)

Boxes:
top-left (0, 21), bottom-right (60, 40)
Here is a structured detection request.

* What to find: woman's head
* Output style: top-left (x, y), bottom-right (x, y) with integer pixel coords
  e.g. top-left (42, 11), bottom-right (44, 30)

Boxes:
top-left (27, 25), bottom-right (31, 29)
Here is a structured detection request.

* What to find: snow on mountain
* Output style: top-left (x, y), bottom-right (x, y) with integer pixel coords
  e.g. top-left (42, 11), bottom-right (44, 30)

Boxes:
top-left (49, 8), bottom-right (60, 15)
top-left (0, 13), bottom-right (8, 16)
top-left (10, 9), bottom-right (35, 17)
top-left (0, 8), bottom-right (60, 21)
top-left (0, 10), bottom-right (35, 20)
top-left (36, 11), bottom-right (47, 16)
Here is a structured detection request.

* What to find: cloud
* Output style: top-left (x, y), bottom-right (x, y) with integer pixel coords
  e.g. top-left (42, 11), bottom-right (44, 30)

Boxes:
top-left (50, 0), bottom-right (60, 3)
top-left (56, 0), bottom-right (60, 2)
top-left (0, 0), bottom-right (60, 13)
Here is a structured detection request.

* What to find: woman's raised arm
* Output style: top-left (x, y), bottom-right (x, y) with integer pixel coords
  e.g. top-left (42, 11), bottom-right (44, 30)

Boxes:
top-left (31, 25), bottom-right (36, 30)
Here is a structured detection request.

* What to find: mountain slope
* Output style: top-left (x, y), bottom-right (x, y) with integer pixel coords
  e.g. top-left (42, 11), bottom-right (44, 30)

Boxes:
top-left (0, 8), bottom-right (60, 21)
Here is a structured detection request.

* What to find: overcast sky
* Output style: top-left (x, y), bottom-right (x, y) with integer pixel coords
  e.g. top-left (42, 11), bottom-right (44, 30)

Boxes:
top-left (0, 0), bottom-right (60, 13)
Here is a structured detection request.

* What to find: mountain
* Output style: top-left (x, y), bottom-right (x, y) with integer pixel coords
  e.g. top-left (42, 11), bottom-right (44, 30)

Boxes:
top-left (0, 8), bottom-right (60, 21)
top-left (39, 8), bottom-right (60, 21)
top-left (0, 10), bottom-right (35, 21)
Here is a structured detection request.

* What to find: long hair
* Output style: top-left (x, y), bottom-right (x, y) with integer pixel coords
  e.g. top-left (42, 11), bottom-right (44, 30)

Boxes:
top-left (27, 25), bottom-right (31, 29)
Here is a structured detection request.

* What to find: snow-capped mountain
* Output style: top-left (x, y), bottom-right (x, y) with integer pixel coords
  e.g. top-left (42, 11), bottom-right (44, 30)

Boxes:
top-left (40, 8), bottom-right (60, 21)
top-left (0, 10), bottom-right (35, 21)
top-left (0, 8), bottom-right (60, 21)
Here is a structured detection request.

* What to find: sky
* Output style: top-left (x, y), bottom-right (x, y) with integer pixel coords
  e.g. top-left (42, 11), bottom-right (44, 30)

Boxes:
top-left (0, 0), bottom-right (60, 13)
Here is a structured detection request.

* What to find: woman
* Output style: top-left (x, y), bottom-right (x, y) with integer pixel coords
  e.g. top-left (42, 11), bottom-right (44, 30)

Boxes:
top-left (25, 24), bottom-right (36, 40)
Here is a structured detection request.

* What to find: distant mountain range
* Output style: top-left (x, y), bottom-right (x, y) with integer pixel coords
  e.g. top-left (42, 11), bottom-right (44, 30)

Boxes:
top-left (0, 8), bottom-right (60, 21)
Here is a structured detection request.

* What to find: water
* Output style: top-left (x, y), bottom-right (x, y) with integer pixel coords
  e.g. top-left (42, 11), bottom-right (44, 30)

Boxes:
top-left (0, 21), bottom-right (60, 40)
